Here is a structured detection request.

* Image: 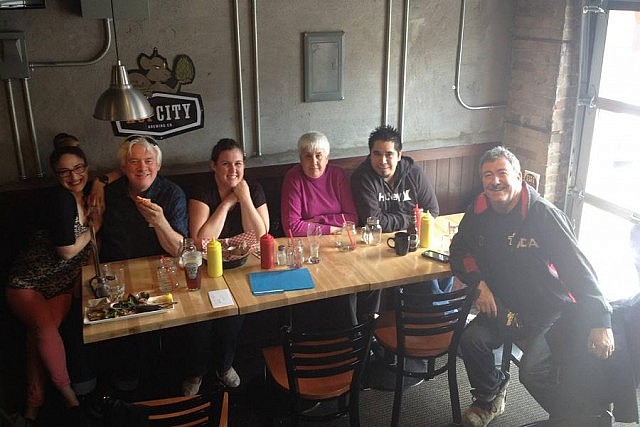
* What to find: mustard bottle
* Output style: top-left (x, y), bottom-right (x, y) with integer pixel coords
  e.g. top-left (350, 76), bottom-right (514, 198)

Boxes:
top-left (207, 239), bottom-right (223, 278)
top-left (419, 210), bottom-right (435, 248)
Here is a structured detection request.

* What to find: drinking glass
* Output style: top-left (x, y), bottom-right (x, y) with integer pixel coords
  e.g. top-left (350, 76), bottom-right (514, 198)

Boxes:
top-left (307, 223), bottom-right (322, 264)
top-left (102, 263), bottom-right (125, 301)
top-left (340, 221), bottom-right (357, 251)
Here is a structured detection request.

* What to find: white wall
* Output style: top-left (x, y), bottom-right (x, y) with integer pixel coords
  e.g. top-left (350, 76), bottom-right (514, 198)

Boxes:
top-left (0, 0), bottom-right (512, 185)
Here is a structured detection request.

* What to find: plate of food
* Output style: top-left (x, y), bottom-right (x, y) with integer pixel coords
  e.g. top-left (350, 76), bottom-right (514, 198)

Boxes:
top-left (84, 291), bottom-right (176, 324)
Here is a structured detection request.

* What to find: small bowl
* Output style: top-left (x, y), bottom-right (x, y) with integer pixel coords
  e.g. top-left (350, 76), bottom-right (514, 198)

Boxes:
top-left (223, 254), bottom-right (249, 269)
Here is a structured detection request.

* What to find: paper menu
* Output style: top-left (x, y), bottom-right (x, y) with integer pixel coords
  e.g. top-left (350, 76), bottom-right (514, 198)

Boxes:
top-left (208, 289), bottom-right (235, 308)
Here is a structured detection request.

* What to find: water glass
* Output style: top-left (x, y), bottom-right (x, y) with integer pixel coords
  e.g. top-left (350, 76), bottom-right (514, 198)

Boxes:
top-left (287, 239), bottom-right (304, 269)
top-left (307, 223), bottom-right (322, 264)
top-left (340, 221), bottom-right (357, 251)
top-left (308, 240), bottom-right (320, 264)
top-left (102, 263), bottom-right (125, 301)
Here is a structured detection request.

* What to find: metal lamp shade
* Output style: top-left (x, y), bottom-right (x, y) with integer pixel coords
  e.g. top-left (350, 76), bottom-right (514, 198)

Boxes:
top-left (93, 60), bottom-right (154, 121)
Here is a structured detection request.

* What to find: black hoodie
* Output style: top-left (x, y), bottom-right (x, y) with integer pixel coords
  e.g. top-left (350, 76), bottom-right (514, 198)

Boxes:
top-left (350, 156), bottom-right (439, 232)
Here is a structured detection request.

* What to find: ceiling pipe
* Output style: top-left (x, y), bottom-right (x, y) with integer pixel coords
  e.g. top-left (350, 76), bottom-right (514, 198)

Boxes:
top-left (398, 0), bottom-right (410, 138)
top-left (232, 0), bottom-right (246, 154)
top-left (21, 78), bottom-right (43, 177)
top-left (5, 79), bottom-right (27, 180)
top-left (382, 0), bottom-right (393, 125)
top-left (251, 0), bottom-right (262, 157)
top-left (4, 18), bottom-right (113, 180)
top-left (453, 0), bottom-right (506, 110)
top-left (30, 18), bottom-right (112, 69)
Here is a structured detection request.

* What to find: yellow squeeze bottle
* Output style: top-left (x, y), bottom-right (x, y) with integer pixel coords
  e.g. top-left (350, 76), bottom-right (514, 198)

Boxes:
top-left (207, 239), bottom-right (223, 278)
top-left (419, 210), bottom-right (435, 248)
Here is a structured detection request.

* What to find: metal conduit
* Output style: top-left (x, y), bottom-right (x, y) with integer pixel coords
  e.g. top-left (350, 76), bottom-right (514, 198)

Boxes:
top-left (398, 0), bottom-right (410, 137)
top-left (383, 0), bottom-right (393, 125)
top-left (453, 0), bottom-right (506, 110)
top-left (232, 0), bottom-right (246, 154)
top-left (22, 78), bottom-right (43, 177)
top-left (251, 0), bottom-right (262, 157)
top-left (30, 19), bottom-right (112, 69)
top-left (5, 79), bottom-right (27, 180)
top-left (4, 19), bottom-right (113, 180)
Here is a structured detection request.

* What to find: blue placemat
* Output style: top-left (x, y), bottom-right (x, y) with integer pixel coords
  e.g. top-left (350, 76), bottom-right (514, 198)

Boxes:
top-left (249, 268), bottom-right (315, 295)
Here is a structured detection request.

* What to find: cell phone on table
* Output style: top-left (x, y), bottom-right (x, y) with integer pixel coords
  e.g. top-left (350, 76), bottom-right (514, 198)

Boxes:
top-left (421, 250), bottom-right (450, 263)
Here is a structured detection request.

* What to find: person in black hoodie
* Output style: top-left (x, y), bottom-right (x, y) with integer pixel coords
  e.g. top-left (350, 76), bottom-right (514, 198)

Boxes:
top-left (350, 125), bottom-right (446, 324)
top-left (350, 125), bottom-right (439, 231)
top-left (450, 146), bottom-right (614, 427)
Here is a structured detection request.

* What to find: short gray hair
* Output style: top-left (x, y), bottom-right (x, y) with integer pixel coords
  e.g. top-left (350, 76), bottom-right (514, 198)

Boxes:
top-left (479, 146), bottom-right (521, 175)
top-left (117, 135), bottom-right (162, 168)
top-left (298, 132), bottom-right (330, 157)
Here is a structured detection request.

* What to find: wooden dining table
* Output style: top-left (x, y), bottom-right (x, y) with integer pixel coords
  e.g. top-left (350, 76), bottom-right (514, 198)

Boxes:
top-left (82, 213), bottom-right (463, 343)
top-left (81, 256), bottom-right (238, 344)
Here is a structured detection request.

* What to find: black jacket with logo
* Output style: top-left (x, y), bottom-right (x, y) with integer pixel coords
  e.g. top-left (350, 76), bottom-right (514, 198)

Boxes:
top-left (450, 183), bottom-right (611, 329)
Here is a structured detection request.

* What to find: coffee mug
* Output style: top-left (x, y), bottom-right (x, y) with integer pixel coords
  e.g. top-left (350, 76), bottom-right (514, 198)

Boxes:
top-left (387, 231), bottom-right (410, 256)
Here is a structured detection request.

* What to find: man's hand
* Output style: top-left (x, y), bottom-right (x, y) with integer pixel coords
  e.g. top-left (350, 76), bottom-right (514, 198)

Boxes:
top-left (475, 280), bottom-right (498, 317)
top-left (88, 178), bottom-right (107, 213)
top-left (588, 327), bottom-right (615, 359)
top-left (135, 196), bottom-right (165, 227)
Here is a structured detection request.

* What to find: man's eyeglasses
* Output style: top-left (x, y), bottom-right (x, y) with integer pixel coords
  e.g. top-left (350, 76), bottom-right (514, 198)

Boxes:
top-left (55, 164), bottom-right (88, 178)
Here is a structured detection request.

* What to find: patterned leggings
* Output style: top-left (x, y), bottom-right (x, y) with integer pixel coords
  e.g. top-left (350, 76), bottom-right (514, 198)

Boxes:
top-left (6, 287), bottom-right (72, 408)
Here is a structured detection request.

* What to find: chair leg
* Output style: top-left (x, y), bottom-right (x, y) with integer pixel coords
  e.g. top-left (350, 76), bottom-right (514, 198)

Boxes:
top-left (501, 340), bottom-right (513, 375)
top-left (391, 359), bottom-right (405, 427)
top-left (349, 389), bottom-right (361, 427)
top-left (447, 356), bottom-right (462, 424)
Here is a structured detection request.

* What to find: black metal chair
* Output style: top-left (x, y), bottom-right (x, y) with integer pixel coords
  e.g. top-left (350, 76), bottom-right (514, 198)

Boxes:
top-left (132, 390), bottom-right (229, 427)
top-left (262, 314), bottom-right (377, 427)
top-left (374, 285), bottom-right (476, 427)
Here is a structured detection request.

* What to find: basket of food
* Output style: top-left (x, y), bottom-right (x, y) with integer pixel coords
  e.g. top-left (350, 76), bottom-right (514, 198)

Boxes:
top-left (221, 232), bottom-right (258, 269)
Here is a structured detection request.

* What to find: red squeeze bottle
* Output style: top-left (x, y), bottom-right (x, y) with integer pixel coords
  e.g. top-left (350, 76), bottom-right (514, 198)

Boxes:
top-left (260, 233), bottom-right (275, 269)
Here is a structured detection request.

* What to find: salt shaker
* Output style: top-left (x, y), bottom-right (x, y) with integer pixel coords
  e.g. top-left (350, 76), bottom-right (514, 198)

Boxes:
top-left (276, 244), bottom-right (288, 266)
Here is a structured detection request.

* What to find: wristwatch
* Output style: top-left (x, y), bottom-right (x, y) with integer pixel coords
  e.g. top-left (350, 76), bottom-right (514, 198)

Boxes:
top-left (98, 175), bottom-right (109, 185)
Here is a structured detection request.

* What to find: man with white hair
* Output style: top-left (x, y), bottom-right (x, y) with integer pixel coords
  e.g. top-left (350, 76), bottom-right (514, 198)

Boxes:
top-left (100, 135), bottom-right (187, 262)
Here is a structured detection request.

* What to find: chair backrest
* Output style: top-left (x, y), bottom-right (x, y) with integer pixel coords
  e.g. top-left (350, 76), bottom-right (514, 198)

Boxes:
top-left (281, 314), bottom-right (377, 399)
top-left (133, 391), bottom-right (228, 427)
top-left (394, 285), bottom-right (476, 359)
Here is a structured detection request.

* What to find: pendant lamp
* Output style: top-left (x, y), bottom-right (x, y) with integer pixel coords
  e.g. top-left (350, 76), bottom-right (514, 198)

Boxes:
top-left (93, 0), bottom-right (153, 121)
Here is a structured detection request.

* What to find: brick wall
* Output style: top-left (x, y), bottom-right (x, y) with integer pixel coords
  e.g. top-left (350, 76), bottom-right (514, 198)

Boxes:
top-left (503, 0), bottom-right (580, 208)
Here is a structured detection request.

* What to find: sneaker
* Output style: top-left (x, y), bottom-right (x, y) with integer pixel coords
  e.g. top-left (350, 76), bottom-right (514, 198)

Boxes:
top-left (217, 367), bottom-right (240, 388)
top-left (182, 376), bottom-right (202, 396)
top-left (462, 377), bottom-right (510, 427)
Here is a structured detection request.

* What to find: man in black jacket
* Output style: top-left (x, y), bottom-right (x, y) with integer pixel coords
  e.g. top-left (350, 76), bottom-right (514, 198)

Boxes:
top-left (450, 146), bottom-right (614, 427)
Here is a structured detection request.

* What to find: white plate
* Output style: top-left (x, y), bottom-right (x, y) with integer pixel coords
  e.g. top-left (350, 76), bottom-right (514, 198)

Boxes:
top-left (83, 307), bottom-right (169, 325)
top-left (84, 295), bottom-right (174, 325)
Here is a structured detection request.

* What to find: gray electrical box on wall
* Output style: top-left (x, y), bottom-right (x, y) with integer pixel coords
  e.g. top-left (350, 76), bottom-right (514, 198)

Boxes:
top-left (80, 0), bottom-right (149, 19)
top-left (0, 32), bottom-right (29, 79)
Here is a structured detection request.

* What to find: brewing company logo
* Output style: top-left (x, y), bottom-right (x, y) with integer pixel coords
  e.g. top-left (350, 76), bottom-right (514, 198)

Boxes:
top-left (112, 48), bottom-right (203, 139)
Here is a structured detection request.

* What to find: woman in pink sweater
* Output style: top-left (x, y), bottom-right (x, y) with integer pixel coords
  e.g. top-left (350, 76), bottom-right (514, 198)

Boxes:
top-left (281, 131), bottom-right (358, 237)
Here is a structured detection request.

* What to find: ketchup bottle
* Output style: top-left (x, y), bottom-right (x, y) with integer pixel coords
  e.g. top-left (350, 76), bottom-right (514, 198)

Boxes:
top-left (260, 233), bottom-right (275, 269)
